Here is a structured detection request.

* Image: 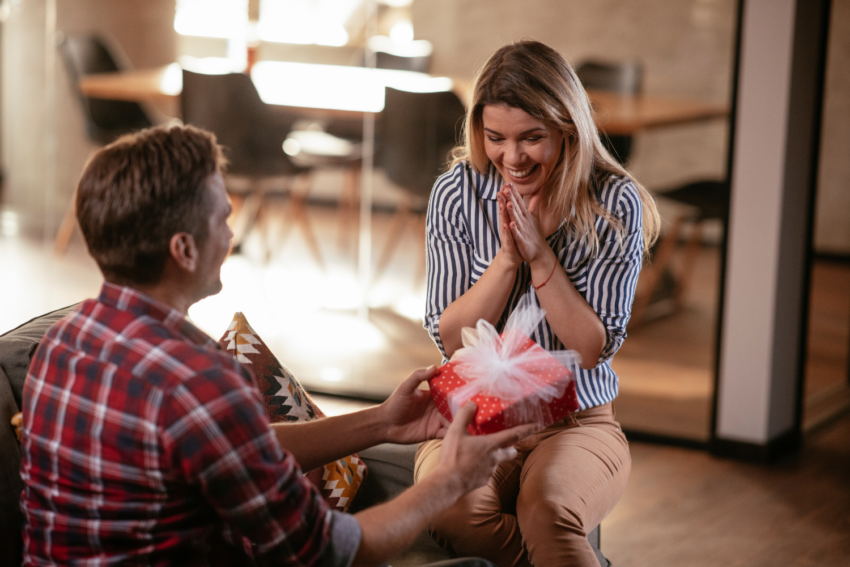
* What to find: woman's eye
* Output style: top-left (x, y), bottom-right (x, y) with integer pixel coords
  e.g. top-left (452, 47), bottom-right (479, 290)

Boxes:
top-left (486, 136), bottom-right (503, 143)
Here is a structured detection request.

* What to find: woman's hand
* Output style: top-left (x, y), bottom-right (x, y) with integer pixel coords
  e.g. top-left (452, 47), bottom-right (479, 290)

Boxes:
top-left (496, 185), bottom-right (524, 268)
top-left (502, 184), bottom-right (552, 267)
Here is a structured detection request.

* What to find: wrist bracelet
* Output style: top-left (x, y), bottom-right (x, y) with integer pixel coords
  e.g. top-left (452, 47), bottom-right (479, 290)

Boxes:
top-left (532, 259), bottom-right (558, 290)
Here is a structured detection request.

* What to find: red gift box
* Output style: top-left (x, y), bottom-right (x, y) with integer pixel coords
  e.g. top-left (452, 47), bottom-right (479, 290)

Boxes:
top-left (429, 332), bottom-right (579, 435)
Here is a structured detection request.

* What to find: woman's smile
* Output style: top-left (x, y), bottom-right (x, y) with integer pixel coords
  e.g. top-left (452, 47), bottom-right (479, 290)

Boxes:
top-left (508, 165), bottom-right (536, 179)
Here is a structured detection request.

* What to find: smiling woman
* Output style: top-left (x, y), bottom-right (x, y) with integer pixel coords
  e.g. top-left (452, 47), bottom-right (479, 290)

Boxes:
top-left (482, 105), bottom-right (564, 227)
top-left (414, 39), bottom-right (661, 567)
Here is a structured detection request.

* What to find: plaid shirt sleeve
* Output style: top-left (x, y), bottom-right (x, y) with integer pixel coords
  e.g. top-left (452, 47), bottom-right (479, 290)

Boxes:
top-left (159, 359), bottom-right (360, 566)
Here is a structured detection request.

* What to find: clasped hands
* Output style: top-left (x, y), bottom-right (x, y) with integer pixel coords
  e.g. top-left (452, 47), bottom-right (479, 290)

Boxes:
top-left (496, 183), bottom-right (557, 274)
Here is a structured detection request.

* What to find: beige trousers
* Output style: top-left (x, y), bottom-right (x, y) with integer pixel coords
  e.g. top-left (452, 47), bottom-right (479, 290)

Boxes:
top-left (414, 402), bottom-right (630, 567)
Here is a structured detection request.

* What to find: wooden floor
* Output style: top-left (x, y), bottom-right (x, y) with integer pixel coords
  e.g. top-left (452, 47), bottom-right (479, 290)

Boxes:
top-left (603, 413), bottom-right (850, 566)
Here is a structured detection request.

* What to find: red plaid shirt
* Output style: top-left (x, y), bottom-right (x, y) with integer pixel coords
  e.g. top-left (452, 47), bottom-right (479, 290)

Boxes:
top-left (20, 283), bottom-right (359, 566)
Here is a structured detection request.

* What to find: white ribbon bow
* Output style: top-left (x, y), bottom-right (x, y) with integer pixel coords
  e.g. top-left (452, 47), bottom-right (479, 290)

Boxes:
top-left (446, 293), bottom-right (580, 420)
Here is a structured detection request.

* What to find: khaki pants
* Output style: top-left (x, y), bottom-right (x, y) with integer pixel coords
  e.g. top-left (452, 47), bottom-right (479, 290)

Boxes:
top-left (414, 403), bottom-right (630, 567)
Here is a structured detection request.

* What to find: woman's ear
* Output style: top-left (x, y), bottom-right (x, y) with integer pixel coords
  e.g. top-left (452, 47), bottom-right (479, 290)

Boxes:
top-left (169, 232), bottom-right (199, 273)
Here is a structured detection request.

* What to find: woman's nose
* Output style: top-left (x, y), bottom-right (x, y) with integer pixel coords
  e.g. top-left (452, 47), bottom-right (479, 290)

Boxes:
top-left (505, 142), bottom-right (523, 165)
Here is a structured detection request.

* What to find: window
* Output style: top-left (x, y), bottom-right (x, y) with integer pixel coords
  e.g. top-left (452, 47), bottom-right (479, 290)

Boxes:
top-left (174, 0), bottom-right (249, 39)
top-left (258, 0), bottom-right (364, 46)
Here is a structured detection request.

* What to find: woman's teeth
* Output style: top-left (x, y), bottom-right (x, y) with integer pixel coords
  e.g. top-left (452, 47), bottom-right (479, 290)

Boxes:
top-left (509, 166), bottom-right (535, 179)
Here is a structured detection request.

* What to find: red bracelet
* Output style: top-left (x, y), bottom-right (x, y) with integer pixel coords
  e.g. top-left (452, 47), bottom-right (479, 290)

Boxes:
top-left (532, 259), bottom-right (558, 290)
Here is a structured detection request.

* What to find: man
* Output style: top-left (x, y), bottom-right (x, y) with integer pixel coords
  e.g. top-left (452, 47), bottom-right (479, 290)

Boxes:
top-left (19, 125), bottom-right (535, 566)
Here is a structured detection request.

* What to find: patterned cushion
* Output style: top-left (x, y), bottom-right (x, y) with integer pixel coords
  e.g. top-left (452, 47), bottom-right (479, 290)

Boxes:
top-left (218, 312), bottom-right (366, 512)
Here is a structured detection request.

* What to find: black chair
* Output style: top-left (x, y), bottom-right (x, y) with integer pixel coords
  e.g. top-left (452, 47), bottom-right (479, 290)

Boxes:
top-left (575, 60), bottom-right (643, 165)
top-left (181, 69), bottom-right (323, 263)
top-left (54, 34), bottom-right (155, 254)
top-left (372, 87), bottom-right (466, 285)
top-left (58, 34), bottom-right (154, 144)
top-left (282, 124), bottom-right (363, 257)
top-left (631, 179), bottom-right (730, 324)
top-left (365, 36), bottom-right (433, 74)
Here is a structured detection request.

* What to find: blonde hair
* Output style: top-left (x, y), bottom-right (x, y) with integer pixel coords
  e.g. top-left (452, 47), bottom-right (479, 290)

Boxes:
top-left (451, 40), bottom-right (660, 255)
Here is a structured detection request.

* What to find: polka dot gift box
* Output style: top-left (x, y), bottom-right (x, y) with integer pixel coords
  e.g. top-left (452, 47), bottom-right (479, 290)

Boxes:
top-left (429, 294), bottom-right (580, 435)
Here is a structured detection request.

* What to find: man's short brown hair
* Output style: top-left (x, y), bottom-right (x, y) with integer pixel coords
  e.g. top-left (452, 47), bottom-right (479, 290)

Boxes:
top-left (76, 125), bottom-right (227, 285)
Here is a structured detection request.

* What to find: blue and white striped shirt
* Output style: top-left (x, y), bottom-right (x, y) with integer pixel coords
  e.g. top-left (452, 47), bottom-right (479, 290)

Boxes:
top-left (424, 161), bottom-right (644, 410)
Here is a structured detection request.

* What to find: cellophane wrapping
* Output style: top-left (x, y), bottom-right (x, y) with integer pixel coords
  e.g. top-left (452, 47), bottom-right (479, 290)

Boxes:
top-left (429, 294), bottom-right (581, 435)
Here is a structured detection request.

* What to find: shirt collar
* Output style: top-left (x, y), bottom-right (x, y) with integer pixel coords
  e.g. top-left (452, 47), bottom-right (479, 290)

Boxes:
top-left (97, 282), bottom-right (218, 349)
top-left (469, 161), bottom-right (504, 201)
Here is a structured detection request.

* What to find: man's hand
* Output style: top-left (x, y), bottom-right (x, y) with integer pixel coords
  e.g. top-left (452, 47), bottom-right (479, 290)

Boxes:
top-left (436, 401), bottom-right (539, 495)
top-left (351, 401), bottom-right (539, 566)
top-left (378, 366), bottom-right (448, 444)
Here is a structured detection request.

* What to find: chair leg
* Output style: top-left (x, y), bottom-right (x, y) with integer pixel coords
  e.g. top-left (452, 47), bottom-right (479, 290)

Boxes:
top-left (288, 172), bottom-right (325, 272)
top-left (230, 183), bottom-right (266, 253)
top-left (54, 190), bottom-right (78, 256)
top-left (631, 215), bottom-right (684, 325)
top-left (337, 164), bottom-right (361, 259)
top-left (413, 214), bottom-right (427, 289)
top-left (372, 197), bottom-right (413, 286)
top-left (674, 220), bottom-right (704, 308)
top-left (261, 198), bottom-right (281, 263)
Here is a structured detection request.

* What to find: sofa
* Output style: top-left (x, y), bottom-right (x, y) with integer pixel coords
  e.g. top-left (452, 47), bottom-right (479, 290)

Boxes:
top-left (1, 306), bottom-right (609, 566)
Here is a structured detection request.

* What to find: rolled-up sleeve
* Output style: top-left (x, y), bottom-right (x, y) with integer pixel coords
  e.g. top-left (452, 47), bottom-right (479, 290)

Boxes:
top-left (424, 167), bottom-right (475, 359)
top-left (582, 180), bottom-right (644, 366)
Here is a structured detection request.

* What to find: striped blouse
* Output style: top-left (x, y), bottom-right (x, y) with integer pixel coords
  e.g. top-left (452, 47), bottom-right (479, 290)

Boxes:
top-left (424, 161), bottom-right (644, 411)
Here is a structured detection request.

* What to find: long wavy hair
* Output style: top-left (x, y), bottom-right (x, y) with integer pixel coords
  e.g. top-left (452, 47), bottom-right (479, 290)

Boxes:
top-left (451, 40), bottom-right (660, 255)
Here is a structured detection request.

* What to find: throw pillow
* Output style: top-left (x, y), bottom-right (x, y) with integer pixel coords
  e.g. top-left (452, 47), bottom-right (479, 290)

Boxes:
top-left (218, 312), bottom-right (366, 512)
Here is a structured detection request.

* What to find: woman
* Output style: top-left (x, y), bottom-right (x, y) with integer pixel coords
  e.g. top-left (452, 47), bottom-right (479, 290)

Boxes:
top-left (414, 40), bottom-right (660, 567)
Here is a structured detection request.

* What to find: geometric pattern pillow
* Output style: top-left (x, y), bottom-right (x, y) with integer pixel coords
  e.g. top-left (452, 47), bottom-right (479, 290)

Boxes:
top-left (218, 312), bottom-right (367, 512)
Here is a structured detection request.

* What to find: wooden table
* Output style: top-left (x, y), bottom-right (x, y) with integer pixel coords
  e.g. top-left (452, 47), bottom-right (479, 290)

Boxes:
top-left (78, 62), bottom-right (728, 134)
top-left (78, 60), bottom-right (729, 321)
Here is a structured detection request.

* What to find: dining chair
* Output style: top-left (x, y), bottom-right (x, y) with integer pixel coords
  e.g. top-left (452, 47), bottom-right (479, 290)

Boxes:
top-left (54, 34), bottom-right (155, 255)
top-left (575, 60), bottom-right (643, 165)
top-left (631, 179), bottom-right (730, 325)
top-left (58, 34), bottom-right (154, 144)
top-left (282, 124), bottom-right (363, 258)
top-left (372, 86), bottom-right (466, 287)
top-left (366, 35), bottom-right (433, 73)
top-left (181, 69), bottom-right (327, 265)
top-left (575, 61), bottom-right (729, 326)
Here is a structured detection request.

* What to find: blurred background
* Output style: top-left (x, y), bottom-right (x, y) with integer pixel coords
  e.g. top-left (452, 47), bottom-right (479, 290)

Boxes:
top-left (0, 0), bottom-right (847, 446)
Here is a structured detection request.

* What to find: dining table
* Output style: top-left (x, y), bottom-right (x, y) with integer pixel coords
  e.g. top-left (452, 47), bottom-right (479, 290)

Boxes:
top-left (77, 58), bottom-right (729, 318)
top-left (78, 59), bottom-right (729, 134)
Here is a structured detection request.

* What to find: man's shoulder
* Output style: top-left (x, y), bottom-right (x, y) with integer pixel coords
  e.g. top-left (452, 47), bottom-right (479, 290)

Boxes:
top-left (40, 298), bottom-right (244, 390)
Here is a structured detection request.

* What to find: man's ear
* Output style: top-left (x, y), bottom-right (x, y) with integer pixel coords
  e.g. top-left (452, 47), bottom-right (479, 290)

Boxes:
top-left (169, 232), bottom-right (199, 273)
